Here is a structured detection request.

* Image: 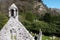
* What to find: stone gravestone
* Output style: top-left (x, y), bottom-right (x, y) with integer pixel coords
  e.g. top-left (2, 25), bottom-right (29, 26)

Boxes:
top-left (0, 3), bottom-right (34, 40)
top-left (37, 29), bottom-right (42, 40)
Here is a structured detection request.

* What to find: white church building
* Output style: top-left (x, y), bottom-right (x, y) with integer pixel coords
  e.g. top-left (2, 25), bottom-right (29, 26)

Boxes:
top-left (0, 3), bottom-right (42, 40)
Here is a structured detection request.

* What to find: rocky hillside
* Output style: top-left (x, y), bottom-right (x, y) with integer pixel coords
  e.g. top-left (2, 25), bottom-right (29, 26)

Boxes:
top-left (49, 8), bottom-right (60, 16)
top-left (0, 0), bottom-right (60, 16)
top-left (0, 0), bottom-right (48, 15)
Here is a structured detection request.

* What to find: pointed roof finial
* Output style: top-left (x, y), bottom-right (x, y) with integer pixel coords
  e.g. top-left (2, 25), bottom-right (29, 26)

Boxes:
top-left (9, 3), bottom-right (18, 10)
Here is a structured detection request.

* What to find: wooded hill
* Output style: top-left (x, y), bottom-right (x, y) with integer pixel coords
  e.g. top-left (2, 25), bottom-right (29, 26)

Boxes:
top-left (0, 0), bottom-right (60, 37)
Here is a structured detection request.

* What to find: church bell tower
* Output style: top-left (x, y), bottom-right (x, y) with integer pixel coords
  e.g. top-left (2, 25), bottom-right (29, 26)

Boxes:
top-left (9, 3), bottom-right (18, 20)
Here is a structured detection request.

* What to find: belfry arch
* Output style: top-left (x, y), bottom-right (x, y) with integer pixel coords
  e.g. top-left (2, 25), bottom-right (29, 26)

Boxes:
top-left (9, 3), bottom-right (18, 20)
top-left (11, 9), bottom-right (14, 17)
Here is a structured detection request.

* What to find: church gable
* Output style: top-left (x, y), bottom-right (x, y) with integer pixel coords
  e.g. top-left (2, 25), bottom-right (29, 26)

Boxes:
top-left (0, 17), bottom-right (34, 40)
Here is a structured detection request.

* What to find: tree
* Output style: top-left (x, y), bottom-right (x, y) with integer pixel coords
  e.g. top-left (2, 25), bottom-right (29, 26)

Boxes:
top-left (25, 11), bottom-right (36, 22)
top-left (43, 13), bottom-right (51, 23)
top-left (0, 14), bottom-right (8, 30)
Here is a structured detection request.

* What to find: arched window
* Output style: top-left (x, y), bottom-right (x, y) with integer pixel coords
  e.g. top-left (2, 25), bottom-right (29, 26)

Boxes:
top-left (11, 9), bottom-right (14, 17)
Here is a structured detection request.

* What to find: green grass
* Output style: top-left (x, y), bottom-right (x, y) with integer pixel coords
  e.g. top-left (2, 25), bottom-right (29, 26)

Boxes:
top-left (42, 35), bottom-right (51, 40)
top-left (42, 35), bottom-right (60, 40)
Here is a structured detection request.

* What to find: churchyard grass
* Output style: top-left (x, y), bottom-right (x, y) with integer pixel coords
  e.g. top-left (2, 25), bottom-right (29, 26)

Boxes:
top-left (42, 35), bottom-right (60, 40)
